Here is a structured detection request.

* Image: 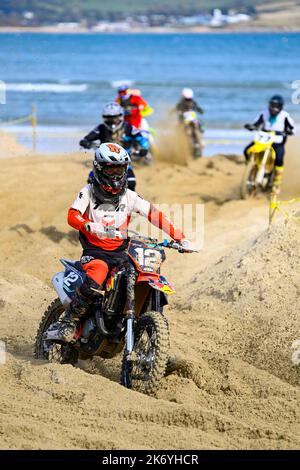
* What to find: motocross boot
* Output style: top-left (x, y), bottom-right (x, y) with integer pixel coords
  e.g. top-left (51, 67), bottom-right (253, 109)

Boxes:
top-left (51, 277), bottom-right (101, 343)
top-left (272, 165), bottom-right (284, 196)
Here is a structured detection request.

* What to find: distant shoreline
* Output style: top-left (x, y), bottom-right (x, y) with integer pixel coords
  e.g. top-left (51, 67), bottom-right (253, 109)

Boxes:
top-left (0, 26), bottom-right (300, 34)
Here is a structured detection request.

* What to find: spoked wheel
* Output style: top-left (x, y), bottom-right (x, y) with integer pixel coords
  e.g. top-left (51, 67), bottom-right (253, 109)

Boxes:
top-left (192, 129), bottom-right (203, 158)
top-left (34, 298), bottom-right (78, 365)
top-left (120, 311), bottom-right (169, 395)
top-left (48, 343), bottom-right (79, 365)
top-left (240, 161), bottom-right (258, 199)
top-left (143, 152), bottom-right (154, 166)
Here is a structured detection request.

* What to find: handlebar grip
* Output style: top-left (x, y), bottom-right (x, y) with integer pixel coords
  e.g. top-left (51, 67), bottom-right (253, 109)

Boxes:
top-left (244, 124), bottom-right (256, 131)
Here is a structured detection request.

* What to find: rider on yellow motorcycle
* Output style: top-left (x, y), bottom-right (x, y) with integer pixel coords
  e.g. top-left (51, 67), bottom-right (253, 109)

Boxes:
top-left (244, 95), bottom-right (295, 193)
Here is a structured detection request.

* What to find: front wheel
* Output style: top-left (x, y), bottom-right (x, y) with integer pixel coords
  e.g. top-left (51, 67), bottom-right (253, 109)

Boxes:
top-left (240, 160), bottom-right (258, 199)
top-left (120, 311), bottom-right (169, 395)
top-left (192, 128), bottom-right (203, 158)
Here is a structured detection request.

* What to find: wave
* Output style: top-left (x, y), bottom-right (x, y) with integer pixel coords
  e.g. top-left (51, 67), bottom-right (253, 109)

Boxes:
top-left (110, 79), bottom-right (135, 89)
top-left (6, 83), bottom-right (88, 93)
top-left (5, 79), bottom-right (288, 94)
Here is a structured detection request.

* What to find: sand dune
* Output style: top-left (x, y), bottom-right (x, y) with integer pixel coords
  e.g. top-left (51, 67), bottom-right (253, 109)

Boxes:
top-left (0, 130), bottom-right (31, 159)
top-left (0, 131), bottom-right (299, 449)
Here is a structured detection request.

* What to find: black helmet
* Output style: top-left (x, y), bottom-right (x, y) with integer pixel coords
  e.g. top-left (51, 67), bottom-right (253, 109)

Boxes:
top-left (92, 142), bottom-right (131, 204)
top-left (102, 102), bottom-right (124, 132)
top-left (269, 95), bottom-right (284, 116)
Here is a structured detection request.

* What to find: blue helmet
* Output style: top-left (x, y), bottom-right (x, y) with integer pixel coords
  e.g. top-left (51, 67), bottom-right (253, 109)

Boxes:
top-left (269, 95), bottom-right (284, 116)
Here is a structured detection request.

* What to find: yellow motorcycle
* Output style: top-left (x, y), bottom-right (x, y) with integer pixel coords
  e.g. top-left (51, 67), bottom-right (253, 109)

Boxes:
top-left (241, 128), bottom-right (284, 199)
top-left (181, 110), bottom-right (204, 158)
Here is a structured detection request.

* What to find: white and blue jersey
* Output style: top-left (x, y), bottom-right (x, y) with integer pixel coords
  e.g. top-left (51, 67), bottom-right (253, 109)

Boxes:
top-left (253, 110), bottom-right (295, 143)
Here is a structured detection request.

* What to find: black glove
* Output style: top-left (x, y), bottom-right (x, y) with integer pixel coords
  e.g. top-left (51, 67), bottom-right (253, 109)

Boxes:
top-left (244, 124), bottom-right (256, 131)
top-left (139, 148), bottom-right (148, 157)
top-left (285, 129), bottom-right (294, 136)
top-left (80, 139), bottom-right (90, 149)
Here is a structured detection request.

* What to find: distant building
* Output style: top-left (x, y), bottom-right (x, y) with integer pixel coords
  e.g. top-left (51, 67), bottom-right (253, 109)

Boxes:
top-left (92, 21), bottom-right (130, 32)
top-left (56, 22), bottom-right (80, 30)
top-left (23, 11), bottom-right (34, 20)
top-left (210, 8), bottom-right (250, 27)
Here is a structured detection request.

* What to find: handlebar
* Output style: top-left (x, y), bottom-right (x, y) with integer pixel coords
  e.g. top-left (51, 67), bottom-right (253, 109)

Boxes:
top-left (244, 126), bottom-right (290, 137)
top-left (80, 143), bottom-right (147, 156)
top-left (244, 124), bottom-right (257, 131)
top-left (158, 239), bottom-right (186, 252)
top-left (101, 229), bottom-right (197, 253)
top-left (80, 142), bottom-right (99, 150)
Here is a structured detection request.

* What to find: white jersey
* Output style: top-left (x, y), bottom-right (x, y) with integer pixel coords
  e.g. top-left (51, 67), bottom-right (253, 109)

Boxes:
top-left (255, 110), bottom-right (295, 143)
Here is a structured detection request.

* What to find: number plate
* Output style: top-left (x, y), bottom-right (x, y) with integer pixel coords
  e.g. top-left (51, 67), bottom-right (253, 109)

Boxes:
top-left (127, 240), bottom-right (164, 273)
top-left (256, 131), bottom-right (273, 144)
top-left (183, 111), bottom-right (197, 123)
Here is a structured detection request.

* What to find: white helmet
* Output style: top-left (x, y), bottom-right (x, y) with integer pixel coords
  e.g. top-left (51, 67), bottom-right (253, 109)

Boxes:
top-left (182, 88), bottom-right (194, 99)
top-left (102, 102), bottom-right (124, 132)
top-left (92, 143), bottom-right (131, 200)
top-left (95, 142), bottom-right (130, 165)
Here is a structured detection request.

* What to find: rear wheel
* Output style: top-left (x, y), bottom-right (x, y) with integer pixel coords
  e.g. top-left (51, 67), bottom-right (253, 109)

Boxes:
top-left (120, 311), bottom-right (169, 395)
top-left (34, 298), bottom-right (78, 365)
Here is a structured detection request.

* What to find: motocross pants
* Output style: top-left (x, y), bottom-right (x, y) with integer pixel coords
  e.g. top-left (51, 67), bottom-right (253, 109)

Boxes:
top-left (64, 250), bottom-right (127, 323)
top-left (81, 250), bottom-right (128, 286)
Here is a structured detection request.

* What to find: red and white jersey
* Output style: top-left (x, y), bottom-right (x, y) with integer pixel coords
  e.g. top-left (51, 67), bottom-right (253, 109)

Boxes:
top-left (68, 185), bottom-right (184, 251)
top-left (69, 185), bottom-right (151, 251)
top-left (72, 184), bottom-right (150, 226)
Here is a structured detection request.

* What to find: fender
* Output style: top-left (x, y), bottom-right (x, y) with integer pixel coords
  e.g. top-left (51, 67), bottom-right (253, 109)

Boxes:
top-left (52, 259), bottom-right (86, 306)
top-left (136, 272), bottom-right (175, 295)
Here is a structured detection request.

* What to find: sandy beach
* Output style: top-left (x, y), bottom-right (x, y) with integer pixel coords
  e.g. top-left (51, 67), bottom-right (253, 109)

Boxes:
top-left (0, 129), bottom-right (299, 449)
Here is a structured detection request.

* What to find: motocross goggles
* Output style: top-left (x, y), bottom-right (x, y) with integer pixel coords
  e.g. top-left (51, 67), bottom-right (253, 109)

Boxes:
top-left (101, 163), bottom-right (127, 179)
top-left (269, 100), bottom-right (282, 114)
top-left (103, 115), bottom-right (123, 127)
top-left (269, 104), bottom-right (281, 112)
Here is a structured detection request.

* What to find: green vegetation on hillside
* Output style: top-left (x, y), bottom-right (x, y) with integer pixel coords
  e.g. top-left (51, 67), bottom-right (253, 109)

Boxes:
top-left (0, 0), bottom-right (287, 25)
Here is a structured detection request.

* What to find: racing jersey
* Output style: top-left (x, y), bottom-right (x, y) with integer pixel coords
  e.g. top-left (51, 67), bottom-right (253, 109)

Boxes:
top-left (80, 122), bottom-right (149, 152)
top-left (68, 185), bottom-right (184, 251)
top-left (116, 94), bottom-right (148, 128)
top-left (176, 98), bottom-right (204, 115)
top-left (253, 110), bottom-right (295, 143)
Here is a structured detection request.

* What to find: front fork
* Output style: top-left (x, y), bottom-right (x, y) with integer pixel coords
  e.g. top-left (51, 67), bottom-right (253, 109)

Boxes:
top-left (125, 265), bottom-right (137, 356)
top-left (256, 148), bottom-right (271, 185)
top-left (124, 268), bottom-right (162, 356)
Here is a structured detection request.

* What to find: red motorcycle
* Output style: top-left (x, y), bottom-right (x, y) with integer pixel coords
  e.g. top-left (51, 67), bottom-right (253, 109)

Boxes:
top-left (35, 231), bottom-right (193, 395)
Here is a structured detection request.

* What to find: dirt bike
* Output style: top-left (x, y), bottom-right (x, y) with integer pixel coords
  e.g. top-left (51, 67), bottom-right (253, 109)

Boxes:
top-left (241, 128), bottom-right (285, 199)
top-left (130, 141), bottom-right (153, 166)
top-left (34, 230), bottom-right (194, 395)
top-left (181, 111), bottom-right (204, 158)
